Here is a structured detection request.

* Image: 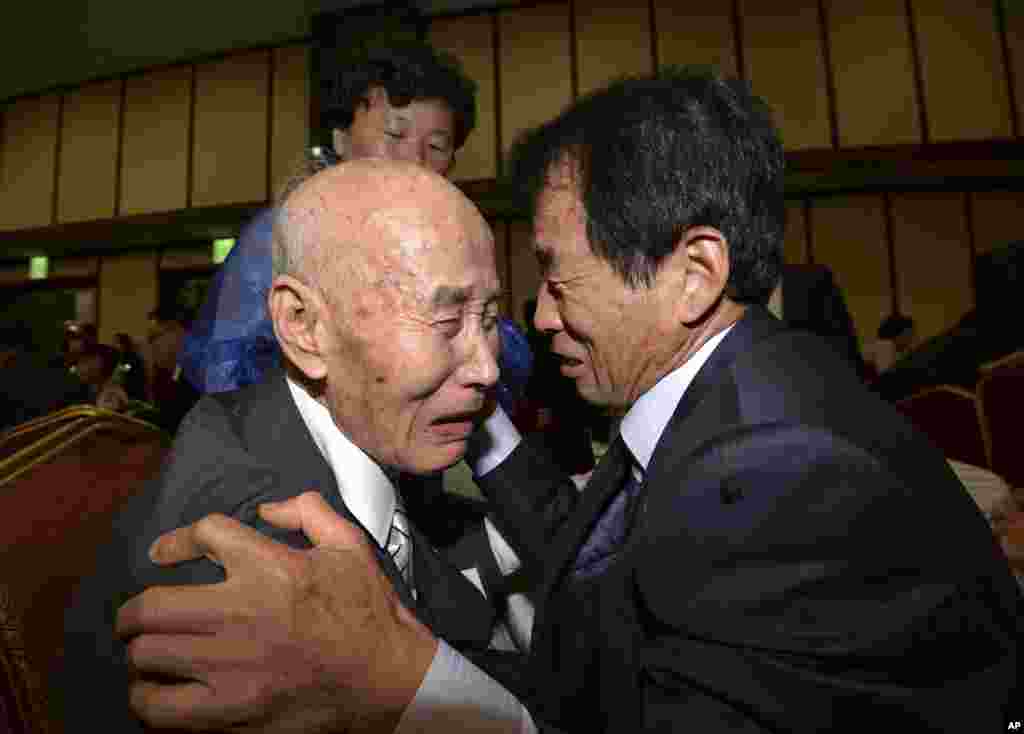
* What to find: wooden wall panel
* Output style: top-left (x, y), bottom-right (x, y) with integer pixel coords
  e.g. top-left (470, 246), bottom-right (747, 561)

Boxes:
top-left (0, 265), bottom-right (28, 285)
top-left (826, 0), bottom-right (921, 147)
top-left (506, 218), bottom-right (540, 334)
top-left (271, 45), bottom-right (309, 201)
top-left (120, 66), bottom-right (191, 216)
top-left (653, 3), bottom-right (738, 78)
top-left (192, 50), bottom-right (270, 208)
top-left (809, 195), bottom-right (891, 344)
top-left (498, 3), bottom-right (573, 156)
top-left (784, 201), bottom-right (809, 264)
top-left (574, 1), bottom-right (653, 97)
top-left (913, 0), bottom-right (1013, 141)
top-left (970, 190), bottom-right (1024, 255)
top-left (57, 80), bottom-right (121, 223)
top-left (98, 252), bottom-right (158, 344)
top-left (740, 0), bottom-right (832, 150)
top-left (889, 192), bottom-right (972, 346)
top-left (1006, 1), bottom-right (1023, 135)
top-left (0, 94), bottom-right (59, 230)
top-left (50, 256), bottom-right (99, 279)
top-left (430, 14), bottom-right (498, 181)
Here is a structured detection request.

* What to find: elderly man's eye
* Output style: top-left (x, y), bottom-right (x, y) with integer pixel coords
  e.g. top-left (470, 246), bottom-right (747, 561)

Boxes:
top-left (437, 318), bottom-right (462, 337)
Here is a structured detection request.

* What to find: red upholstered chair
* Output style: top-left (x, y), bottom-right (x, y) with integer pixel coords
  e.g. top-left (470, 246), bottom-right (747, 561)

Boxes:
top-left (976, 367), bottom-right (1024, 492)
top-left (979, 349), bottom-right (1024, 374)
top-left (895, 385), bottom-right (990, 470)
top-left (0, 407), bottom-right (169, 734)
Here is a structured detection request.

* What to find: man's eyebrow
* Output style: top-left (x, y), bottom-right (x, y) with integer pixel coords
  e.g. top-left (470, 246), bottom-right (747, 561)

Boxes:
top-left (533, 243), bottom-right (554, 273)
top-left (432, 285), bottom-right (470, 308)
top-left (431, 285), bottom-right (505, 308)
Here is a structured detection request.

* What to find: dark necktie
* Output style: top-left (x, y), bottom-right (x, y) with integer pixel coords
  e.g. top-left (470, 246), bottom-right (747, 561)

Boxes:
top-left (572, 437), bottom-right (643, 579)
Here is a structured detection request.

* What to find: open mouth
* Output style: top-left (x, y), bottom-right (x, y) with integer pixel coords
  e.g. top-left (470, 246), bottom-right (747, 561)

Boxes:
top-left (433, 408), bottom-right (483, 425)
top-left (431, 409), bottom-right (483, 439)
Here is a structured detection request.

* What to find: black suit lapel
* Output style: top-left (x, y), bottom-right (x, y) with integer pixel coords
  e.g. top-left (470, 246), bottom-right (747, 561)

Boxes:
top-left (531, 436), bottom-right (630, 626)
top-left (537, 308), bottom-right (785, 601)
top-left (226, 371), bottom-right (431, 621)
top-left (648, 306), bottom-right (789, 474)
top-left (408, 525), bottom-right (497, 649)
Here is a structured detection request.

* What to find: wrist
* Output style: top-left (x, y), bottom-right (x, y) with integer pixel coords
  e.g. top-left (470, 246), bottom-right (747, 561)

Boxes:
top-left (356, 611), bottom-right (438, 733)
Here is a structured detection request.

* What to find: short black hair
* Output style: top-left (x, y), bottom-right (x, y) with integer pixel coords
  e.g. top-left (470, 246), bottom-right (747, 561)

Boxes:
top-left (321, 41), bottom-right (477, 151)
top-left (878, 313), bottom-right (914, 340)
top-left (507, 67), bottom-right (785, 303)
top-left (0, 322), bottom-right (33, 351)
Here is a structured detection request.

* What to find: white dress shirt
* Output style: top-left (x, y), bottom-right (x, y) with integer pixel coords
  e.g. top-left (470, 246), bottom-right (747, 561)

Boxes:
top-left (285, 378), bottom-right (528, 733)
top-left (409, 323), bottom-right (737, 733)
top-left (287, 378), bottom-right (397, 548)
top-left (618, 325), bottom-right (734, 473)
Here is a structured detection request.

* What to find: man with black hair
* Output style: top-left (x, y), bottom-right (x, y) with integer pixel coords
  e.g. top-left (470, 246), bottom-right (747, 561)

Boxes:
top-left (120, 69), bottom-right (1019, 733)
top-left (1, 322), bottom-right (88, 429)
top-left (872, 311), bottom-right (916, 373)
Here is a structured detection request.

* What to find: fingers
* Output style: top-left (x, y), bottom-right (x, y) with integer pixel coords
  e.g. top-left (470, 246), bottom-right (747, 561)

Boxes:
top-left (149, 512), bottom-right (287, 571)
top-left (129, 679), bottom-right (228, 732)
top-left (258, 491), bottom-right (363, 548)
top-left (117, 583), bottom-right (248, 639)
top-left (125, 632), bottom-right (270, 680)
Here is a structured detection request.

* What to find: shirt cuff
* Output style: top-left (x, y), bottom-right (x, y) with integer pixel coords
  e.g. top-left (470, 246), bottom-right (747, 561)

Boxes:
top-left (395, 640), bottom-right (535, 734)
top-left (469, 405), bottom-right (522, 477)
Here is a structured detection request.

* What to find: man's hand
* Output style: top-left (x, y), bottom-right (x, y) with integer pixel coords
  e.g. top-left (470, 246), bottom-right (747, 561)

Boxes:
top-left (116, 492), bottom-right (438, 733)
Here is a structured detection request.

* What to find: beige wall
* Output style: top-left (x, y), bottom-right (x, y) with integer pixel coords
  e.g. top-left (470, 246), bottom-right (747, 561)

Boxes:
top-left (97, 252), bottom-right (158, 345)
top-left (2, 0), bottom-right (1019, 229)
top-left (1, 0), bottom-right (1021, 351)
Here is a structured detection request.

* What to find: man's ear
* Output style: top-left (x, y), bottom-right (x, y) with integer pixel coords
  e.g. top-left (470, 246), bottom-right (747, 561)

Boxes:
top-left (268, 274), bottom-right (329, 380)
top-left (674, 226), bottom-right (731, 324)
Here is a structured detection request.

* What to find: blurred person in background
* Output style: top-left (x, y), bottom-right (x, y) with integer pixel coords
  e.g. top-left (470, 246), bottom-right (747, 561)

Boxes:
top-left (1, 322), bottom-right (88, 429)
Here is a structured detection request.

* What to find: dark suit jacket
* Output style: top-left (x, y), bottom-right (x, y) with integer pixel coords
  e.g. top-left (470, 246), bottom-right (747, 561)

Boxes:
top-left (62, 370), bottom-right (506, 731)
top-left (479, 306), bottom-right (1021, 733)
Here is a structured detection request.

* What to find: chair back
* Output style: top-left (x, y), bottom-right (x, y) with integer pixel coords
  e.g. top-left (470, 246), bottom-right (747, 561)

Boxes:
top-left (0, 408), bottom-right (169, 734)
top-left (895, 385), bottom-right (990, 469)
top-left (976, 367), bottom-right (1024, 491)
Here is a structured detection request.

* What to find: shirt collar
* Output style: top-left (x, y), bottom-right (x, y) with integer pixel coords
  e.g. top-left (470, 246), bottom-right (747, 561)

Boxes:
top-left (619, 324), bottom-right (735, 473)
top-left (286, 377), bottom-right (397, 549)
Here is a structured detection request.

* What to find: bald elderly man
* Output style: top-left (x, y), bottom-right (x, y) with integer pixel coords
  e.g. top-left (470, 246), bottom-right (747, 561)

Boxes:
top-left (63, 159), bottom-right (526, 730)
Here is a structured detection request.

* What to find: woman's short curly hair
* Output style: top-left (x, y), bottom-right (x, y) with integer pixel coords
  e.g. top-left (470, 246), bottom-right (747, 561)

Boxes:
top-left (321, 41), bottom-right (477, 151)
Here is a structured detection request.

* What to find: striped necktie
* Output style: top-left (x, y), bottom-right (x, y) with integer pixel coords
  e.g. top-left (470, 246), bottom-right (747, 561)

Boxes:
top-left (386, 499), bottom-right (415, 598)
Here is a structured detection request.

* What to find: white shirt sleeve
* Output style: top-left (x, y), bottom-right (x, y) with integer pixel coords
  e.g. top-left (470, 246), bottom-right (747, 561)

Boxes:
top-left (469, 405), bottom-right (523, 477)
top-left (395, 640), bottom-right (537, 734)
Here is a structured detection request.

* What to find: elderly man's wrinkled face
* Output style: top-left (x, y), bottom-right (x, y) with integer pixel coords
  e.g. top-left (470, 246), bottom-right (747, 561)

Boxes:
top-left (308, 165), bottom-right (501, 474)
top-left (334, 87), bottom-right (456, 176)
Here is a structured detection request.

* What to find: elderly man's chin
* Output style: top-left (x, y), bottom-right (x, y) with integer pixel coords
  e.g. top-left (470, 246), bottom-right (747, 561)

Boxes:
top-left (404, 421), bottom-right (477, 474)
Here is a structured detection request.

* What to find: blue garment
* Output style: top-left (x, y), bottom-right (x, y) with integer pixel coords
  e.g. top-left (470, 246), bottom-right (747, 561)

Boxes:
top-left (180, 208), bottom-right (532, 410)
top-left (179, 208), bottom-right (281, 394)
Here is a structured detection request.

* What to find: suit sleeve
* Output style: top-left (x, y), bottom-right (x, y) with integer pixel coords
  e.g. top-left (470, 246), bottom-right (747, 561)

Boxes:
top-left (632, 423), bottom-right (1018, 732)
top-left (474, 435), bottom-right (581, 577)
top-left (61, 396), bottom-right (321, 732)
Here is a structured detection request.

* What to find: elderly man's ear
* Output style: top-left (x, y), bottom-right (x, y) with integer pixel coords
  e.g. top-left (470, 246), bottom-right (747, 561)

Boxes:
top-left (268, 275), bottom-right (330, 380)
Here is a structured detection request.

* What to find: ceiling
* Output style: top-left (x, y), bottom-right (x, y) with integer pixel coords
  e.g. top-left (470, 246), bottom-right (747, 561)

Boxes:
top-left (1, 0), bottom-right (504, 103)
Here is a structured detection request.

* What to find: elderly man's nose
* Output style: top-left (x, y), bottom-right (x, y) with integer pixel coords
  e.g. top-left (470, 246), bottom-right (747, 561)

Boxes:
top-left (463, 332), bottom-right (499, 388)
